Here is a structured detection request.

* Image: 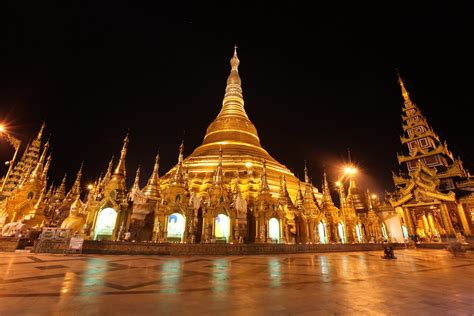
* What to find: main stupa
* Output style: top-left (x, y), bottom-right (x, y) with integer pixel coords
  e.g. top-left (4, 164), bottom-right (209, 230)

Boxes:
top-left (161, 48), bottom-right (312, 202)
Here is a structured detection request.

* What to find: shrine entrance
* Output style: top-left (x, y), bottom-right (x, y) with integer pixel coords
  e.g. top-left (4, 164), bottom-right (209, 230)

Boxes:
top-left (269, 218), bottom-right (280, 243)
top-left (318, 221), bottom-right (326, 244)
top-left (167, 213), bottom-right (185, 242)
top-left (215, 214), bottom-right (230, 243)
top-left (94, 208), bottom-right (118, 240)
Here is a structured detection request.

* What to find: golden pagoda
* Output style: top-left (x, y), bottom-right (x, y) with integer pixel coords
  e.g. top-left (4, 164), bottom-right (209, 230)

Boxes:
top-left (160, 47), bottom-right (305, 201)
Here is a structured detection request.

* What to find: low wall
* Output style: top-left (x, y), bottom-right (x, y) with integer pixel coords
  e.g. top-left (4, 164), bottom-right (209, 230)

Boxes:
top-left (416, 242), bottom-right (474, 250)
top-left (32, 240), bottom-right (406, 255)
top-left (0, 237), bottom-right (25, 252)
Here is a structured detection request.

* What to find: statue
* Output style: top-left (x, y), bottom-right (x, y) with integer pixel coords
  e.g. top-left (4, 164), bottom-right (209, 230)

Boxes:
top-left (234, 224), bottom-right (240, 242)
top-left (204, 223), bottom-right (211, 243)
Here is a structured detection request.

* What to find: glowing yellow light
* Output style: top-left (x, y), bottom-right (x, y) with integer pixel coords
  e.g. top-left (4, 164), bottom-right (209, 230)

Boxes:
top-left (0, 124), bottom-right (5, 133)
top-left (87, 184), bottom-right (94, 190)
top-left (335, 181), bottom-right (341, 187)
top-left (371, 194), bottom-right (377, 199)
top-left (344, 166), bottom-right (357, 175)
top-left (245, 162), bottom-right (253, 169)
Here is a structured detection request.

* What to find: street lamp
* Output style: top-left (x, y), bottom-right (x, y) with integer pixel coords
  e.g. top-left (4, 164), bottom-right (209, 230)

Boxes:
top-left (0, 123), bottom-right (22, 194)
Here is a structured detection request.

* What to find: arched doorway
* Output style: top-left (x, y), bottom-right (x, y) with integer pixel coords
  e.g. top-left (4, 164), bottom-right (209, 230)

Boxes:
top-left (215, 214), bottom-right (230, 243)
top-left (318, 221), bottom-right (326, 244)
top-left (167, 213), bottom-right (185, 242)
top-left (94, 207), bottom-right (118, 240)
top-left (269, 218), bottom-right (280, 243)
top-left (337, 222), bottom-right (345, 243)
top-left (356, 224), bottom-right (363, 243)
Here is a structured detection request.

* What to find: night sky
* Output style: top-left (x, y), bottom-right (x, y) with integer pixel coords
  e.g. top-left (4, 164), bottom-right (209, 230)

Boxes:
top-left (1, 2), bottom-right (473, 198)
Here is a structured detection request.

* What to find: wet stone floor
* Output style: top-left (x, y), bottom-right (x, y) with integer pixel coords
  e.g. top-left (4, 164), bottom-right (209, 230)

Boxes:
top-left (0, 249), bottom-right (472, 315)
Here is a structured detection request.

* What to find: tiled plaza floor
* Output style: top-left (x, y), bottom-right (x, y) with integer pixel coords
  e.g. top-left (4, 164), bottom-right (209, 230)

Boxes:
top-left (0, 249), bottom-right (472, 315)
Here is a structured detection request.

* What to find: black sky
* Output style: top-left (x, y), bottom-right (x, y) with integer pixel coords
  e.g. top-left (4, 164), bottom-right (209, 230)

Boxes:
top-left (1, 2), bottom-right (473, 197)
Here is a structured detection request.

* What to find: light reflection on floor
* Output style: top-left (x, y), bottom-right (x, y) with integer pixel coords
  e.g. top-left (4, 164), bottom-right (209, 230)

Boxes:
top-left (0, 250), bottom-right (472, 315)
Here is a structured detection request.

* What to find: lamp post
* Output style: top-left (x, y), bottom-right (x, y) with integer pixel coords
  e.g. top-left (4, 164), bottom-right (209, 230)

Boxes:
top-left (0, 124), bottom-right (22, 194)
top-left (335, 165), bottom-right (358, 243)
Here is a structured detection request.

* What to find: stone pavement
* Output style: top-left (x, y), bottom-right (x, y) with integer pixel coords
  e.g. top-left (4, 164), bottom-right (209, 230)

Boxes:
top-left (0, 249), bottom-right (472, 315)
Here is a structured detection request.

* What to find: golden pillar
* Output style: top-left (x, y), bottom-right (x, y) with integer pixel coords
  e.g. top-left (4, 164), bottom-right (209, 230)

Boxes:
top-left (439, 203), bottom-right (455, 236)
top-left (402, 207), bottom-right (415, 236)
top-left (427, 213), bottom-right (437, 236)
top-left (421, 214), bottom-right (430, 236)
top-left (456, 203), bottom-right (471, 236)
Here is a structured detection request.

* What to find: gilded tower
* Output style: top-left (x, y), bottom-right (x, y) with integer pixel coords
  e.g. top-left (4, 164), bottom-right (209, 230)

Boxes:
top-left (389, 73), bottom-right (473, 238)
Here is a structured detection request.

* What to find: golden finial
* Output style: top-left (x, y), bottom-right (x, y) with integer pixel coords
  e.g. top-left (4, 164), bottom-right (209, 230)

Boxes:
top-left (397, 70), bottom-right (412, 105)
top-left (133, 165), bottom-right (140, 187)
top-left (304, 160), bottom-right (310, 183)
top-left (143, 150), bottom-right (161, 198)
top-left (113, 132), bottom-right (129, 177)
top-left (231, 45), bottom-right (240, 71)
top-left (36, 122), bottom-right (46, 141)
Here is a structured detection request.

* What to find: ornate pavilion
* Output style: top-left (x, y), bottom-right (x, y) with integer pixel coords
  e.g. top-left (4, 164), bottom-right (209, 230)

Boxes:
top-left (387, 74), bottom-right (473, 240)
top-left (1, 48), bottom-right (409, 244)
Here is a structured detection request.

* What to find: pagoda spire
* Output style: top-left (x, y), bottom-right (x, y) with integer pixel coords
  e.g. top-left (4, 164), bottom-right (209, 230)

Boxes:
top-left (131, 165), bottom-right (141, 191)
top-left (143, 151), bottom-right (161, 198)
top-left (113, 133), bottom-right (129, 179)
top-left (36, 122), bottom-right (46, 141)
top-left (322, 170), bottom-right (335, 207)
top-left (42, 153), bottom-right (52, 180)
top-left (218, 45), bottom-right (248, 120)
top-left (172, 141), bottom-right (185, 185)
top-left (304, 160), bottom-right (310, 183)
top-left (296, 180), bottom-right (304, 208)
top-left (260, 159), bottom-right (270, 193)
top-left (29, 140), bottom-right (49, 182)
top-left (54, 174), bottom-right (67, 200)
top-left (103, 156), bottom-right (114, 185)
top-left (67, 163), bottom-right (83, 197)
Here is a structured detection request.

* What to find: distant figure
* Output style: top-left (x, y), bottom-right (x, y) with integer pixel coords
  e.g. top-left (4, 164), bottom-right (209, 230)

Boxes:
top-left (382, 245), bottom-right (397, 259)
top-left (124, 231), bottom-right (131, 242)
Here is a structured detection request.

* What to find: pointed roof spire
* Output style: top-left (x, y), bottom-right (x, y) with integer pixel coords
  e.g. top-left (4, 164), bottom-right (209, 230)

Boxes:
top-left (103, 155), bottom-right (114, 185)
top-left (322, 170), bottom-right (335, 207)
top-left (29, 140), bottom-right (49, 181)
top-left (36, 122), bottom-right (46, 141)
top-left (304, 160), bottom-right (310, 183)
top-left (279, 175), bottom-right (288, 197)
top-left (42, 153), bottom-right (52, 180)
top-left (54, 174), bottom-right (67, 200)
top-left (172, 141), bottom-right (185, 186)
top-left (45, 183), bottom-right (54, 199)
top-left (113, 132), bottom-right (129, 178)
top-left (397, 71), bottom-right (413, 107)
top-left (260, 159), bottom-right (270, 193)
top-left (33, 187), bottom-right (46, 210)
top-left (67, 163), bottom-right (83, 197)
top-left (132, 165), bottom-right (141, 189)
top-left (143, 151), bottom-right (161, 198)
top-left (296, 181), bottom-right (304, 208)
